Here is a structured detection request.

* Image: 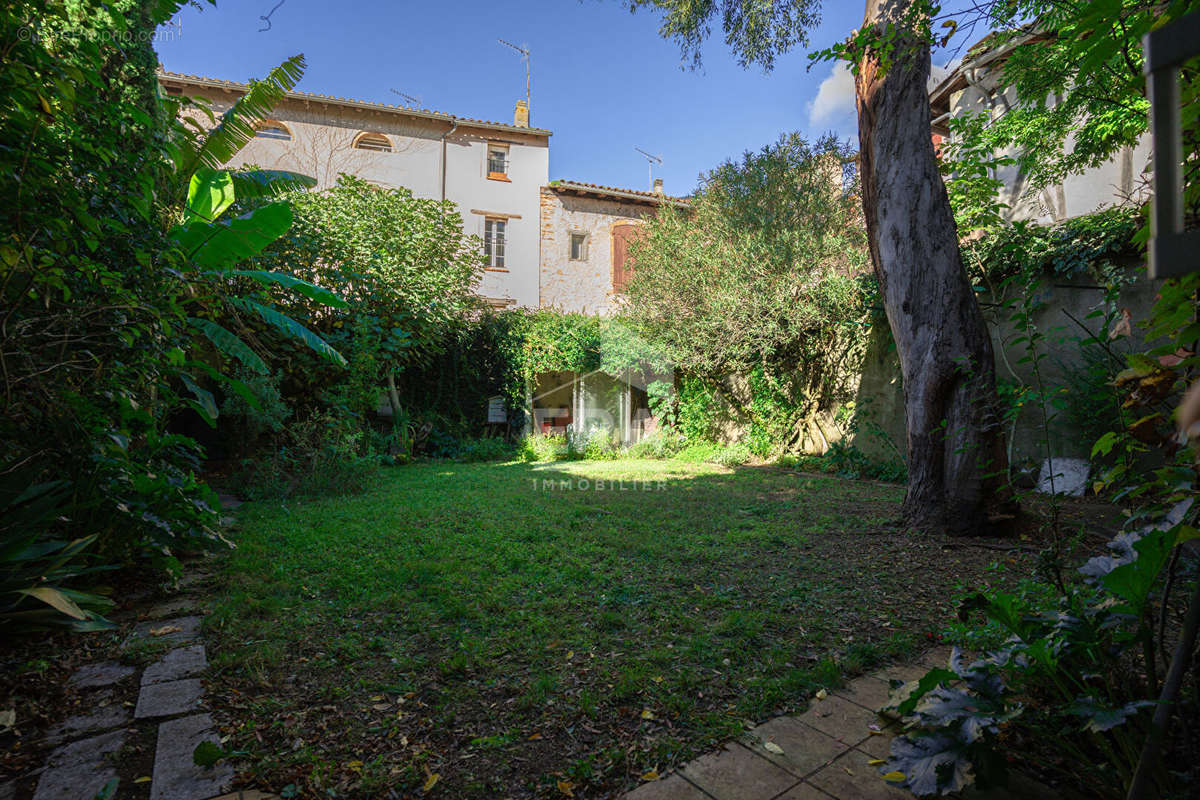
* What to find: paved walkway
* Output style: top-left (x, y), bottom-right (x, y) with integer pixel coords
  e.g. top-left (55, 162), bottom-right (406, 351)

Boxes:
top-left (621, 648), bottom-right (1051, 800)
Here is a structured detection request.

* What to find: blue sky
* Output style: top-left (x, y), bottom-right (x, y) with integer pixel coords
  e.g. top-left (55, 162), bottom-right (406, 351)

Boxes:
top-left (155, 1), bottom-right (946, 196)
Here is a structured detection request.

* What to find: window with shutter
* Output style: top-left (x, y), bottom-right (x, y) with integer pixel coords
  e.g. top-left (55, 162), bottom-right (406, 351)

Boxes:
top-left (611, 223), bottom-right (639, 292)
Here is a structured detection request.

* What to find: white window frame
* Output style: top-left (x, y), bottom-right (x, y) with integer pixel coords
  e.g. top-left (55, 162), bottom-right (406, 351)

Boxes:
top-left (484, 217), bottom-right (507, 270)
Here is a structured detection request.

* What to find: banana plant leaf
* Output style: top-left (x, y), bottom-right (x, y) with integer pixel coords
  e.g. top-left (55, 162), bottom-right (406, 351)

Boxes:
top-left (187, 317), bottom-right (269, 375)
top-left (227, 270), bottom-right (348, 308)
top-left (171, 202), bottom-right (293, 268)
top-left (227, 297), bottom-right (347, 367)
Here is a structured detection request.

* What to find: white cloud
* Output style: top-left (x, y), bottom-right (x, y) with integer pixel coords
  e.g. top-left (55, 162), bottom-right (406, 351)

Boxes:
top-left (807, 62), bottom-right (857, 129)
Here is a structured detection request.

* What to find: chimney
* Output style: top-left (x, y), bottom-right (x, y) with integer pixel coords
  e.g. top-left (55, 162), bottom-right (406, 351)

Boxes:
top-left (652, 177), bottom-right (664, 195)
top-left (514, 100), bottom-right (529, 128)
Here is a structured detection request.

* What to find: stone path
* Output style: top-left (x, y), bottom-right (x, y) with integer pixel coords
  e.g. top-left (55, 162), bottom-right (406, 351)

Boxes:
top-left (25, 584), bottom-right (242, 800)
top-left (621, 648), bottom-right (1054, 800)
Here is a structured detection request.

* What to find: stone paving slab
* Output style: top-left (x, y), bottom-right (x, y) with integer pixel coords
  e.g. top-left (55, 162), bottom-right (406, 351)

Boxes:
top-left (623, 774), bottom-right (713, 800)
top-left (856, 731), bottom-right (896, 760)
top-left (68, 661), bottom-right (135, 689)
top-left (142, 645), bottom-right (207, 686)
top-left (145, 596), bottom-right (203, 620)
top-left (872, 662), bottom-right (931, 685)
top-left (32, 728), bottom-right (127, 800)
top-left (620, 649), bottom-right (1062, 800)
top-left (131, 615), bottom-right (203, 645)
top-left (832, 675), bottom-right (892, 713)
top-left (46, 692), bottom-right (130, 743)
top-left (798, 695), bottom-right (883, 746)
top-left (775, 783), bottom-right (836, 799)
top-left (807, 749), bottom-right (911, 800)
top-left (740, 716), bottom-right (848, 779)
top-left (135, 678), bottom-right (204, 719)
top-left (918, 647), bottom-right (952, 669)
top-left (680, 742), bottom-right (799, 800)
top-left (151, 714), bottom-right (233, 800)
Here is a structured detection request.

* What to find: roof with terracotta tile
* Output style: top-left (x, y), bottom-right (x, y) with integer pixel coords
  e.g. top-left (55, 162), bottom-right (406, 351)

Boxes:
top-left (546, 180), bottom-right (690, 207)
top-left (157, 69), bottom-right (552, 138)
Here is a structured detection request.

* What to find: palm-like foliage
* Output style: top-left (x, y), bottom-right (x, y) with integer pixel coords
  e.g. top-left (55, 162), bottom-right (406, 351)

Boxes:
top-left (161, 54), bottom-right (350, 420)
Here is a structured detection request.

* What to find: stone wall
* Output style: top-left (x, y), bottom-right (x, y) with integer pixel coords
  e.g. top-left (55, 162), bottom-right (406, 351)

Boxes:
top-left (849, 261), bottom-right (1159, 467)
top-left (538, 189), bottom-right (654, 314)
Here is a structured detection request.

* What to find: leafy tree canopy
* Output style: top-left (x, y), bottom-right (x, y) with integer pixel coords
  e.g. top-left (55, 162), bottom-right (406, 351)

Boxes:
top-left (625, 133), bottom-right (870, 376)
top-left (625, 0), bottom-right (821, 68)
top-left (251, 174), bottom-right (486, 365)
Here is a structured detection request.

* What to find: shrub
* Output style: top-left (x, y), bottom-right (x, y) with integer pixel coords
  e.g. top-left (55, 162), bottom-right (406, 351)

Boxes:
top-left (672, 441), bottom-right (723, 463)
top-left (236, 410), bottom-right (378, 500)
top-left (570, 429), bottom-right (620, 461)
top-left (456, 437), bottom-right (515, 463)
top-left (707, 444), bottom-right (752, 467)
top-left (626, 430), bottom-right (686, 459)
top-left (220, 371), bottom-right (291, 456)
top-left (884, 516), bottom-right (1197, 798)
top-left (518, 434), bottom-right (568, 462)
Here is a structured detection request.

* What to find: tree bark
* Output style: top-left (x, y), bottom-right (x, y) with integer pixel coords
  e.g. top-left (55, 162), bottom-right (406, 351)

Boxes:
top-left (855, 0), bottom-right (1011, 535)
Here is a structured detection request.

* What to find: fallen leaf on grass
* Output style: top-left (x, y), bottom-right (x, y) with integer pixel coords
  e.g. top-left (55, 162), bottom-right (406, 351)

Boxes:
top-left (557, 779), bottom-right (575, 796)
top-left (640, 709), bottom-right (656, 720)
top-left (641, 770), bottom-right (660, 781)
top-left (763, 742), bottom-right (784, 755)
top-left (422, 772), bottom-right (440, 792)
top-left (528, 732), bottom-right (543, 740)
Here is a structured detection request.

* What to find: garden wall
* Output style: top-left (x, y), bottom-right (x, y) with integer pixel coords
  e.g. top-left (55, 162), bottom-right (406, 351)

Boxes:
top-left (849, 260), bottom-right (1159, 467)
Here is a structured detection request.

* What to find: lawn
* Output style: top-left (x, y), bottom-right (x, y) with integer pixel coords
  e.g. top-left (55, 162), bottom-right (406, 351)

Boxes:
top-left (206, 459), bottom-right (1030, 798)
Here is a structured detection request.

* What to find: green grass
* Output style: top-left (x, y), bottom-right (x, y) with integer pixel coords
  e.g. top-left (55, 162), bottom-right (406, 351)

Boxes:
top-left (206, 459), bottom-right (1023, 798)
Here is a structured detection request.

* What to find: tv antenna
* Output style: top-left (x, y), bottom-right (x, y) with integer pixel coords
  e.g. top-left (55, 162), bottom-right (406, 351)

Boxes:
top-left (389, 89), bottom-right (422, 107)
top-left (498, 39), bottom-right (532, 115)
top-left (635, 146), bottom-right (662, 190)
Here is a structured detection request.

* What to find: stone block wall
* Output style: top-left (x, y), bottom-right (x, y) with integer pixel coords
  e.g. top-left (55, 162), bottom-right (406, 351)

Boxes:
top-left (539, 189), bottom-right (653, 315)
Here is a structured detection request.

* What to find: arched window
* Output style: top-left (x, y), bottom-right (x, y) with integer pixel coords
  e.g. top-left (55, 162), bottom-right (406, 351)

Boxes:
top-left (254, 121), bottom-right (291, 141)
top-left (353, 132), bottom-right (393, 152)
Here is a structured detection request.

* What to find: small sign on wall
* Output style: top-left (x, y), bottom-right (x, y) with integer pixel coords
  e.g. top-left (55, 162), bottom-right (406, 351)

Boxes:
top-left (487, 395), bottom-right (507, 423)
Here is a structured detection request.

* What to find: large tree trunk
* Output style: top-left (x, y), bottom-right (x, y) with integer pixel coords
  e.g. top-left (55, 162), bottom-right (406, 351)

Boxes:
top-left (855, 0), bottom-right (1011, 535)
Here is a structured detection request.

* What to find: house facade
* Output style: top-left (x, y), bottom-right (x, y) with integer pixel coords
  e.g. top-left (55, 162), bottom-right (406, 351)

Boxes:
top-left (538, 179), bottom-right (687, 315)
top-left (160, 70), bottom-right (688, 443)
top-left (929, 33), bottom-right (1151, 224)
top-left (159, 71), bottom-right (550, 309)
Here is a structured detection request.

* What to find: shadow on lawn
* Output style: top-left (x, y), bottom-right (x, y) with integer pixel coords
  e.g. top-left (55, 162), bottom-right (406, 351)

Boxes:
top-left (202, 459), bottom-right (1113, 799)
